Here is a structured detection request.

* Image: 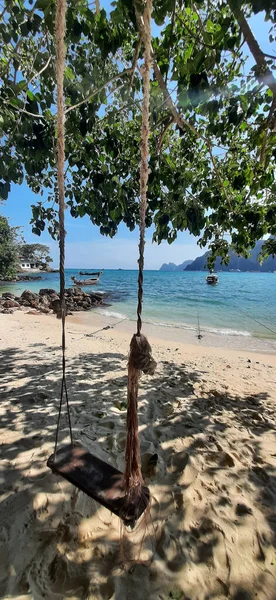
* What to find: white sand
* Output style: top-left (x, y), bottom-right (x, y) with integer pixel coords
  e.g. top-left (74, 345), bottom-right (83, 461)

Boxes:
top-left (0, 310), bottom-right (276, 600)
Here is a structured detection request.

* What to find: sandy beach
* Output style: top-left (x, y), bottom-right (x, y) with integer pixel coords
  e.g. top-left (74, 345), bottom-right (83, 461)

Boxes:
top-left (0, 310), bottom-right (276, 600)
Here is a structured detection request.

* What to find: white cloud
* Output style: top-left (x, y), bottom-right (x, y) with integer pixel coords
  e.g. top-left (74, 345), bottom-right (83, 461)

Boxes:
top-left (48, 236), bottom-right (203, 269)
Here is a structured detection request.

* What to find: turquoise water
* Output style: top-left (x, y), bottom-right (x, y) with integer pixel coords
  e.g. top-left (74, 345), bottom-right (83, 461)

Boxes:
top-left (1, 270), bottom-right (276, 340)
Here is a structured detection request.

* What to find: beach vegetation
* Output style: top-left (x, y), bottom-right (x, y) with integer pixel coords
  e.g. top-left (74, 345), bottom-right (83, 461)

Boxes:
top-left (19, 243), bottom-right (53, 269)
top-left (0, 0), bottom-right (276, 265)
top-left (0, 214), bottom-right (21, 280)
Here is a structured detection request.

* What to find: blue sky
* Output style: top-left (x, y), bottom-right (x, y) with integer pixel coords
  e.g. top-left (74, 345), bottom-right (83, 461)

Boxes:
top-left (2, 181), bottom-right (200, 269)
top-left (1, 8), bottom-right (273, 269)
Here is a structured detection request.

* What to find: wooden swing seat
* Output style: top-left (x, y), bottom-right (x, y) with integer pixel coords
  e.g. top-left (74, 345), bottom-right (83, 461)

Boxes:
top-left (47, 442), bottom-right (150, 526)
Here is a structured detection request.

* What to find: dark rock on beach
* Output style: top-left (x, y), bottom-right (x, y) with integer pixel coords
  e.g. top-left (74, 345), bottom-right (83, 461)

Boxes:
top-left (18, 275), bottom-right (42, 281)
top-left (0, 286), bottom-right (109, 316)
top-left (2, 299), bottom-right (20, 309)
top-left (0, 275), bottom-right (43, 283)
top-left (21, 290), bottom-right (39, 302)
top-left (1, 292), bottom-right (16, 299)
top-left (39, 289), bottom-right (57, 296)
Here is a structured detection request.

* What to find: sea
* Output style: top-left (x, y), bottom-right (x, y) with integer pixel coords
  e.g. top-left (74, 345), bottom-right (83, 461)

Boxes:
top-left (1, 269), bottom-right (276, 343)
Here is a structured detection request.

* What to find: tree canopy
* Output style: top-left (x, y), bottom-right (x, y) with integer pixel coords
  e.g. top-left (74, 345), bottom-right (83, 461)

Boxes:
top-left (0, 214), bottom-right (21, 279)
top-left (0, 0), bottom-right (276, 264)
top-left (20, 243), bottom-right (53, 266)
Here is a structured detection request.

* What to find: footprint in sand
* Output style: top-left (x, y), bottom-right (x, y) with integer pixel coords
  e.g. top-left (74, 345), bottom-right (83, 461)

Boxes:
top-left (141, 452), bottom-right (159, 479)
top-left (169, 451), bottom-right (198, 487)
top-left (113, 564), bottom-right (150, 599)
top-left (235, 503), bottom-right (253, 517)
top-left (204, 450), bottom-right (235, 469)
top-left (98, 419), bottom-right (116, 430)
top-left (28, 543), bottom-right (90, 600)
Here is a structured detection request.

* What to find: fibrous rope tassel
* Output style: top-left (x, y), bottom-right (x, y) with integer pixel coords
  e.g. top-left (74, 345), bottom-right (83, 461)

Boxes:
top-left (124, 334), bottom-right (156, 519)
top-left (124, 0), bottom-right (156, 516)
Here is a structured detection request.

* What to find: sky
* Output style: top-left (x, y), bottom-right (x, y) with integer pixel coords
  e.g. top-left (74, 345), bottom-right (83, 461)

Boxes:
top-left (1, 7), bottom-right (273, 270)
top-left (1, 181), bottom-right (201, 269)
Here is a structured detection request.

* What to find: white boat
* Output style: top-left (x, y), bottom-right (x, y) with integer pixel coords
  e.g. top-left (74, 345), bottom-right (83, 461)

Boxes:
top-left (206, 272), bottom-right (218, 285)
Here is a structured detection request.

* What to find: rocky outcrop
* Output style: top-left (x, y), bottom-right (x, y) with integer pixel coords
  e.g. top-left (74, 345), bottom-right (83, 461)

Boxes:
top-left (18, 275), bottom-right (43, 281)
top-left (0, 287), bottom-right (109, 316)
top-left (0, 275), bottom-right (43, 283)
top-left (159, 260), bottom-right (193, 272)
top-left (185, 240), bottom-right (276, 272)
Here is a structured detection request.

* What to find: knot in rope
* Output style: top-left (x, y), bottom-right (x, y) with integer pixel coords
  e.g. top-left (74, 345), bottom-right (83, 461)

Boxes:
top-left (129, 333), bottom-right (157, 376)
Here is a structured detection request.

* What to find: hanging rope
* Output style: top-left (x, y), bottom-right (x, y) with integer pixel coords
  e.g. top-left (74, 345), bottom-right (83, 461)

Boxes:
top-left (54, 0), bottom-right (73, 457)
top-left (136, 5), bottom-right (150, 339)
top-left (197, 307), bottom-right (203, 340)
top-left (124, 0), bottom-right (156, 503)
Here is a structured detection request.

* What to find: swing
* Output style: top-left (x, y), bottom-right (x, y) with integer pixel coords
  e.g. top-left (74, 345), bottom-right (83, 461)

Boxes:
top-left (47, 0), bottom-right (155, 528)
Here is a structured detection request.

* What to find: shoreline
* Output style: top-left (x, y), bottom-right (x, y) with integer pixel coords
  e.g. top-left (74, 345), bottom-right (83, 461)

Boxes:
top-left (0, 269), bottom-right (276, 344)
top-left (71, 309), bottom-right (276, 357)
top-left (2, 308), bottom-right (275, 358)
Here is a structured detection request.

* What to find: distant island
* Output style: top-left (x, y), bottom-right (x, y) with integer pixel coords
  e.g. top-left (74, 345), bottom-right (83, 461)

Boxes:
top-left (160, 241), bottom-right (276, 273)
top-left (159, 260), bottom-right (193, 272)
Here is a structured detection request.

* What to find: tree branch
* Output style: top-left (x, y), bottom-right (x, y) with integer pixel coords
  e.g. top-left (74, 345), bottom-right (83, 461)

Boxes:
top-left (228, 0), bottom-right (276, 164)
top-left (156, 117), bottom-right (174, 153)
top-left (228, 1), bottom-right (276, 97)
top-left (65, 68), bottom-right (133, 114)
top-left (152, 58), bottom-right (209, 144)
top-left (263, 52), bottom-right (276, 60)
top-left (128, 36), bottom-right (141, 91)
top-left (8, 103), bottom-right (46, 119)
top-left (260, 95), bottom-right (276, 164)
top-left (4, 7), bottom-right (36, 75)
top-left (165, 0), bottom-right (176, 84)
top-left (28, 55), bottom-right (52, 84)
top-left (206, 140), bottom-right (232, 206)
top-left (135, 7), bottom-right (228, 149)
top-left (135, 6), bottom-right (231, 205)
top-left (0, 4), bottom-right (8, 20)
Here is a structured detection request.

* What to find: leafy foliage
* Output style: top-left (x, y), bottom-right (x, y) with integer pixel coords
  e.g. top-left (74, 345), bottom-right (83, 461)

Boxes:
top-left (19, 243), bottom-right (53, 266)
top-left (0, 0), bottom-right (276, 263)
top-left (0, 214), bottom-right (21, 280)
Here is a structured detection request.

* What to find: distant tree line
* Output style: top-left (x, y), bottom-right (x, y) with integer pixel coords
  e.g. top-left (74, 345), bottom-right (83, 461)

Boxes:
top-left (0, 213), bottom-right (52, 280)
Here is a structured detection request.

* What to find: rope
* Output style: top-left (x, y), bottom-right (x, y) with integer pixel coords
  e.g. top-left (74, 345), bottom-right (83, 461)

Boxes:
top-left (197, 307), bottom-right (203, 340)
top-left (226, 301), bottom-right (276, 337)
top-left (124, 0), bottom-right (156, 506)
top-left (54, 0), bottom-right (73, 457)
top-left (136, 0), bottom-right (151, 337)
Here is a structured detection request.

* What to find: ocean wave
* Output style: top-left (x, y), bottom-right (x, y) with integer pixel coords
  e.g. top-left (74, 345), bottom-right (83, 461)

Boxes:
top-left (95, 311), bottom-right (252, 337)
top-left (205, 327), bottom-right (251, 337)
top-left (96, 309), bottom-right (128, 320)
top-left (142, 319), bottom-right (251, 337)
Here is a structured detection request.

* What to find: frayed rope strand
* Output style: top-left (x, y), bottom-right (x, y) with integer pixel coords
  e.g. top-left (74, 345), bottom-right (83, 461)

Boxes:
top-left (124, 0), bottom-right (155, 516)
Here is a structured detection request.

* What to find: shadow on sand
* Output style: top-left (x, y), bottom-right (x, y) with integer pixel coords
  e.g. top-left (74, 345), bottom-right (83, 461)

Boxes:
top-left (0, 343), bottom-right (275, 599)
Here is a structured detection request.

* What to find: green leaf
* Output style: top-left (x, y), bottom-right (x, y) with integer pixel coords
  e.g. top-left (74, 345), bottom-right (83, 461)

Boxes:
top-left (27, 90), bottom-right (35, 101)
top-left (206, 19), bottom-right (216, 33)
top-left (9, 98), bottom-right (23, 108)
top-left (64, 66), bottom-right (74, 80)
top-left (20, 22), bottom-right (30, 37)
top-left (0, 181), bottom-right (10, 200)
top-left (34, 0), bottom-right (49, 9)
top-left (18, 80), bottom-right (27, 90)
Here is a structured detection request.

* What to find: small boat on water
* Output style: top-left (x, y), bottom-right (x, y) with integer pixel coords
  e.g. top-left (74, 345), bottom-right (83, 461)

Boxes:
top-left (71, 275), bottom-right (98, 286)
top-left (206, 272), bottom-right (218, 285)
top-left (79, 270), bottom-right (103, 276)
